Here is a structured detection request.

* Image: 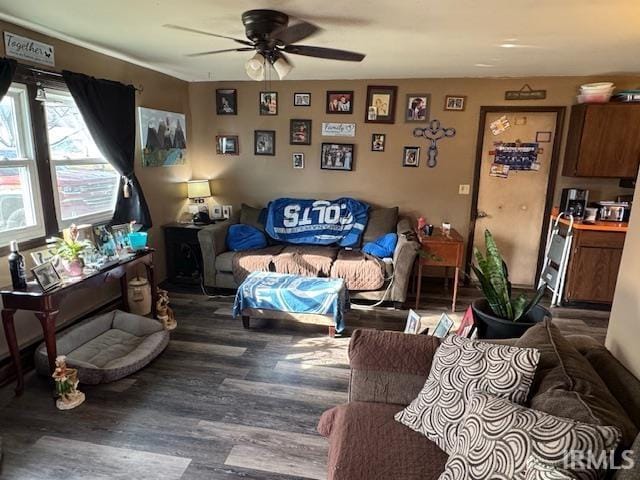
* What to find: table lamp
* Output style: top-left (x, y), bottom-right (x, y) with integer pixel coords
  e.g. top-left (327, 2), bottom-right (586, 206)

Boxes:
top-left (187, 180), bottom-right (212, 224)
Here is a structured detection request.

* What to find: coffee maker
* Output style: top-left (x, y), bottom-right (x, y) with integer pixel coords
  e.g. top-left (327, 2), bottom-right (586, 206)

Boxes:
top-left (560, 188), bottom-right (589, 219)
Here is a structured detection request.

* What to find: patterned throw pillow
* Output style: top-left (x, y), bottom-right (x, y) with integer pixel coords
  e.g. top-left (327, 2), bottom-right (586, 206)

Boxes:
top-left (395, 335), bottom-right (540, 454)
top-left (439, 392), bottom-right (621, 480)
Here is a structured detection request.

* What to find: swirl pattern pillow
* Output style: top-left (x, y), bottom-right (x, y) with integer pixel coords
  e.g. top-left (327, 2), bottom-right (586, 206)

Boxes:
top-left (440, 391), bottom-right (621, 480)
top-left (395, 335), bottom-right (540, 454)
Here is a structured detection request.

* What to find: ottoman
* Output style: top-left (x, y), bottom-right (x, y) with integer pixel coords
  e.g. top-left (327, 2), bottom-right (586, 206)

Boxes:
top-left (233, 271), bottom-right (349, 336)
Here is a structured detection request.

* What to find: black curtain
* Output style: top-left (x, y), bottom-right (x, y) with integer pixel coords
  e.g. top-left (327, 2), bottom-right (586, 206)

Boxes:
top-left (0, 58), bottom-right (17, 100)
top-left (62, 70), bottom-right (152, 228)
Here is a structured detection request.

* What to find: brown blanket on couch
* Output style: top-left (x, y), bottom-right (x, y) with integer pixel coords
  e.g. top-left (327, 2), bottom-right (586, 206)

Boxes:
top-left (232, 245), bottom-right (284, 283)
top-left (272, 245), bottom-right (338, 277)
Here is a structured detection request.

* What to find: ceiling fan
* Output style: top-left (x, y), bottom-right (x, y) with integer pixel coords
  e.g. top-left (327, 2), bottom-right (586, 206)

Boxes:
top-left (164, 9), bottom-right (365, 80)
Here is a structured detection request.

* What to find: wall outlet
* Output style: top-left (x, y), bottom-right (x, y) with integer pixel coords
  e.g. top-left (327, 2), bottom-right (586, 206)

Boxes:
top-left (459, 184), bottom-right (470, 195)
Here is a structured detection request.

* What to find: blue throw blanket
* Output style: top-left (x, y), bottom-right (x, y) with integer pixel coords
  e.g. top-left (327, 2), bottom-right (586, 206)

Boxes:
top-left (233, 272), bottom-right (349, 333)
top-left (265, 197), bottom-right (369, 247)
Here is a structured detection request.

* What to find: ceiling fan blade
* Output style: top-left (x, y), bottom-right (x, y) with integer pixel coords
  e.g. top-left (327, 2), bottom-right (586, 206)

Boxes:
top-left (186, 47), bottom-right (255, 57)
top-left (272, 21), bottom-right (320, 45)
top-left (283, 45), bottom-right (365, 62)
top-left (163, 24), bottom-right (253, 46)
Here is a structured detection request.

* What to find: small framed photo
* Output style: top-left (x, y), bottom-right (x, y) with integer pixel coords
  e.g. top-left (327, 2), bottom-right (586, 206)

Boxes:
top-left (444, 95), bottom-right (467, 111)
top-left (536, 131), bottom-right (552, 143)
top-left (30, 248), bottom-right (61, 271)
top-left (216, 88), bottom-right (237, 115)
top-left (371, 133), bottom-right (386, 152)
top-left (326, 91), bottom-right (353, 114)
top-left (292, 153), bottom-right (305, 169)
top-left (455, 306), bottom-right (476, 338)
top-left (254, 130), bottom-right (276, 156)
top-left (403, 146), bottom-right (420, 167)
top-left (32, 260), bottom-right (63, 291)
top-left (290, 119), bottom-right (312, 145)
top-left (211, 205), bottom-right (223, 220)
top-left (321, 143), bottom-right (354, 171)
top-left (216, 135), bottom-right (239, 155)
top-left (294, 92), bottom-right (311, 106)
top-left (259, 91), bottom-right (278, 115)
top-left (222, 205), bottom-right (233, 219)
top-left (110, 224), bottom-right (132, 255)
top-left (404, 309), bottom-right (422, 334)
top-left (93, 225), bottom-right (119, 260)
top-left (433, 313), bottom-right (454, 338)
top-left (365, 85), bottom-right (398, 124)
top-left (405, 94), bottom-right (430, 122)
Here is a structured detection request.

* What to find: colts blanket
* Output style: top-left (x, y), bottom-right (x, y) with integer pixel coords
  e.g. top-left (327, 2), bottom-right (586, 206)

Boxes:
top-left (233, 272), bottom-right (349, 333)
top-left (265, 197), bottom-right (369, 247)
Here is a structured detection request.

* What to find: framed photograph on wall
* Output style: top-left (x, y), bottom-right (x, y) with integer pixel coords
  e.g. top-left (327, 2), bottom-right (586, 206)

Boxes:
top-left (259, 91), bottom-right (278, 115)
top-left (326, 91), bottom-right (353, 114)
top-left (216, 135), bottom-right (239, 155)
top-left (403, 146), bottom-right (420, 167)
top-left (216, 89), bottom-right (237, 115)
top-left (292, 153), bottom-right (304, 169)
top-left (294, 92), bottom-right (311, 106)
top-left (405, 93), bottom-right (430, 122)
top-left (371, 133), bottom-right (386, 152)
top-left (254, 130), bottom-right (276, 156)
top-left (290, 119), bottom-right (312, 145)
top-left (365, 85), bottom-right (398, 124)
top-left (320, 143), bottom-right (354, 171)
top-left (444, 95), bottom-right (467, 111)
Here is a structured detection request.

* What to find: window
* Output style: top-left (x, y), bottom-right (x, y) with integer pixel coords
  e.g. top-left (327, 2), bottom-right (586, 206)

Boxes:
top-left (0, 84), bottom-right (45, 245)
top-left (44, 90), bottom-right (119, 228)
top-left (0, 67), bottom-right (120, 250)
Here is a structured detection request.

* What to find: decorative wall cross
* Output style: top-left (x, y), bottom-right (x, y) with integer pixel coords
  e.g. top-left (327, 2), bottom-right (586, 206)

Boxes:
top-left (413, 119), bottom-right (456, 168)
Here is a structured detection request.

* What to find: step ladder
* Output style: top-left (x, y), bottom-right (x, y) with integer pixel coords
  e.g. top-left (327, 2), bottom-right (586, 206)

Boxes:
top-left (538, 213), bottom-right (574, 307)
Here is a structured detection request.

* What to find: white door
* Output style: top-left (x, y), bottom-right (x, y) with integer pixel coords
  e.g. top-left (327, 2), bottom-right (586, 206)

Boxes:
top-left (473, 111), bottom-right (559, 287)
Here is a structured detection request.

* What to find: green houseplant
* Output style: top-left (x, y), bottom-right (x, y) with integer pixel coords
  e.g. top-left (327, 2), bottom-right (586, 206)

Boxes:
top-left (49, 225), bottom-right (92, 277)
top-left (471, 229), bottom-right (549, 339)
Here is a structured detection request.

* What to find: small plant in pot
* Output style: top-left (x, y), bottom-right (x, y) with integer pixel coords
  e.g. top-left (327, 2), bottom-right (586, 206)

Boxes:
top-left (49, 225), bottom-right (92, 277)
top-left (471, 229), bottom-right (549, 339)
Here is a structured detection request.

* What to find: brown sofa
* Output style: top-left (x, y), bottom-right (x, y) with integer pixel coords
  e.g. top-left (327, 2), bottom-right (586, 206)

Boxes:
top-left (198, 203), bottom-right (419, 304)
top-left (318, 329), bottom-right (640, 480)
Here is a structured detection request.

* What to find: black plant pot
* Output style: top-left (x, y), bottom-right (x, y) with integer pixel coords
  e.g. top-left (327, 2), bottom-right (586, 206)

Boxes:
top-left (472, 299), bottom-right (550, 340)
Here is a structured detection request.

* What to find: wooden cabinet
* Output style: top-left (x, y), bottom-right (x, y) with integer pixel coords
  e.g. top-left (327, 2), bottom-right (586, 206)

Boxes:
top-left (564, 229), bottom-right (625, 304)
top-left (563, 103), bottom-right (640, 178)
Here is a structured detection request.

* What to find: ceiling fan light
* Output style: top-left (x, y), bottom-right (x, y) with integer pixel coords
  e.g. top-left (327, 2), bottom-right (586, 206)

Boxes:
top-left (245, 52), bottom-right (265, 81)
top-left (272, 56), bottom-right (292, 79)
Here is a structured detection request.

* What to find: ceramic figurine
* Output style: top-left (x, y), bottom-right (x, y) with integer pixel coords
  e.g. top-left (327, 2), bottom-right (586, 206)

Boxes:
top-left (52, 356), bottom-right (85, 410)
top-left (156, 288), bottom-right (177, 330)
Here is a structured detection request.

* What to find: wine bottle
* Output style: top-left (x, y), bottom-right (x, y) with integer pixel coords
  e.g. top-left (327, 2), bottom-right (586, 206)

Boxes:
top-left (8, 240), bottom-right (27, 290)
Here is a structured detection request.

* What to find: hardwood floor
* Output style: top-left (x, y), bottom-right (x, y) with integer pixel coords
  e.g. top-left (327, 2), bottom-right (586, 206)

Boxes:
top-left (0, 284), bottom-right (609, 479)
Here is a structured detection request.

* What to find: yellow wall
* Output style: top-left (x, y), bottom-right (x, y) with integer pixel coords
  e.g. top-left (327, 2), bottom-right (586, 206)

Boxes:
top-left (606, 169), bottom-right (640, 378)
top-left (0, 20), bottom-right (191, 360)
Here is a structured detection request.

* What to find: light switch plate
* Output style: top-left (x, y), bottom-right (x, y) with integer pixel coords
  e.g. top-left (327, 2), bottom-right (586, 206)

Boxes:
top-left (459, 184), bottom-right (470, 195)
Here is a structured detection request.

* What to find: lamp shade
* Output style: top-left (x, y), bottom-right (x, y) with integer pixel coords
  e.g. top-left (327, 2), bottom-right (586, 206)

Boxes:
top-left (187, 180), bottom-right (212, 199)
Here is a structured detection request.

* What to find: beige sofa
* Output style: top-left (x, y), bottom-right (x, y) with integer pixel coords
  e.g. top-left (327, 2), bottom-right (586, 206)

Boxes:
top-left (198, 203), bottom-right (419, 305)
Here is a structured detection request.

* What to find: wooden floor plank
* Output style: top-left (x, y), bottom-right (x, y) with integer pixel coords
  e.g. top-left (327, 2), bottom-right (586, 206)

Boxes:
top-left (219, 378), bottom-right (348, 406)
top-left (225, 444), bottom-right (327, 480)
top-left (169, 340), bottom-right (247, 357)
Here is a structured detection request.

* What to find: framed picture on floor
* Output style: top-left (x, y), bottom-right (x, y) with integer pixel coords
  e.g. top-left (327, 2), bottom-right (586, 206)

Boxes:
top-left (254, 130), bottom-right (276, 155)
top-left (432, 313), bottom-right (454, 338)
top-left (293, 153), bottom-right (304, 169)
top-left (371, 133), bottom-right (386, 152)
top-left (326, 91), bottom-right (353, 114)
top-left (216, 135), bottom-right (239, 155)
top-left (216, 89), bottom-right (237, 115)
top-left (259, 91), bottom-right (278, 115)
top-left (404, 309), bottom-right (422, 334)
top-left (403, 146), bottom-right (420, 167)
top-left (405, 93), bottom-right (430, 122)
top-left (290, 119), bottom-right (312, 145)
top-left (320, 143), bottom-right (354, 171)
top-left (365, 85), bottom-right (397, 123)
top-left (294, 92), bottom-right (311, 106)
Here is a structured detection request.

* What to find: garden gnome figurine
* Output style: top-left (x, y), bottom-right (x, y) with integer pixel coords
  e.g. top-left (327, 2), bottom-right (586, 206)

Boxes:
top-left (52, 356), bottom-right (85, 410)
top-left (156, 288), bottom-right (177, 330)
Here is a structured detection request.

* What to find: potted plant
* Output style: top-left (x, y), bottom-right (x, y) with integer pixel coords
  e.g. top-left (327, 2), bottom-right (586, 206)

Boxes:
top-left (49, 225), bottom-right (92, 277)
top-left (471, 229), bottom-right (549, 339)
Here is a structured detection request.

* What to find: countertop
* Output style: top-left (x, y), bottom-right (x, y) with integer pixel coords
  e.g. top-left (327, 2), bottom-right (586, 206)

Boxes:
top-left (551, 208), bottom-right (628, 233)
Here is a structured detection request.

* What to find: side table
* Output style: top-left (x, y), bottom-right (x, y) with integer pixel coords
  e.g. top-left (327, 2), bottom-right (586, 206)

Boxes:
top-left (414, 228), bottom-right (464, 311)
top-left (162, 222), bottom-right (207, 286)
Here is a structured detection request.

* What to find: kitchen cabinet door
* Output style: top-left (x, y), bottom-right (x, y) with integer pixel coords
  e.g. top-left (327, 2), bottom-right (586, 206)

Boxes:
top-left (565, 245), bottom-right (623, 303)
top-left (563, 104), bottom-right (640, 178)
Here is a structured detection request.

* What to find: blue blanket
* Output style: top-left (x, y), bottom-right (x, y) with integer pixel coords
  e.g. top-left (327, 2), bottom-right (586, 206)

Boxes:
top-left (233, 272), bottom-right (349, 333)
top-left (265, 197), bottom-right (369, 247)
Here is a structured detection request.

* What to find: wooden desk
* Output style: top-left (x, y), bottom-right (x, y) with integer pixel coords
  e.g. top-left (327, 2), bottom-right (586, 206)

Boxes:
top-left (414, 228), bottom-right (464, 311)
top-left (1, 249), bottom-right (156, 395)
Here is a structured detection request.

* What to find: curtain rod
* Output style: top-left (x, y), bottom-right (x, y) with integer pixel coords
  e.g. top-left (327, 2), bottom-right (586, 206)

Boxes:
top-left (27, 66), bottom-right (144, 93)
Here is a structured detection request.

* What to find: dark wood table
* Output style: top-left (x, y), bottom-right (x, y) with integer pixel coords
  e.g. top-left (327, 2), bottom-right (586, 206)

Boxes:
top-left (1, 248), bottom-right (157, 395)
top-left (414, 228), bottom-right (464, 311)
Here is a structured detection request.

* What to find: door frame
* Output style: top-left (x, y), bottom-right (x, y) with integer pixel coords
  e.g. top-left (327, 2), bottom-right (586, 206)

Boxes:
top-left (465, 106), bottom-right (566, 286)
